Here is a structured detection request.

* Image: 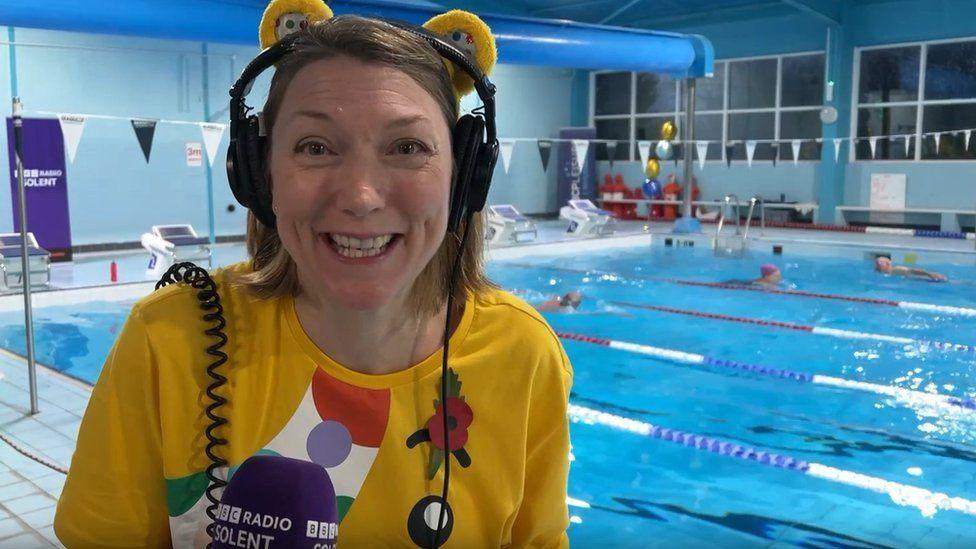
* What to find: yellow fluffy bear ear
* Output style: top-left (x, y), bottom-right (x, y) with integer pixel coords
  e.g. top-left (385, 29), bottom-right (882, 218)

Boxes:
top-left (423, 10), bottom-right (497, 99)
top-left (259, 0), bottom-right (334, 49)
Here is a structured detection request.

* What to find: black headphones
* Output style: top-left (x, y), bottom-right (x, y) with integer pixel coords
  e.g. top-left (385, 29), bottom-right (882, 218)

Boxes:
top-left (226, 18), bottom-right (499, 234)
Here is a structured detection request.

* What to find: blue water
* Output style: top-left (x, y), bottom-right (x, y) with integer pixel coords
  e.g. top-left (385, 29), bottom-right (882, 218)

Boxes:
top-left (2, 246), bottom-right (975, 546)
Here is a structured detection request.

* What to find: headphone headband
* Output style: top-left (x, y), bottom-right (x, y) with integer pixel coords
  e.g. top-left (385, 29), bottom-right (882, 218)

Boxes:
top-left (226, 16), bottom-right (498, 230)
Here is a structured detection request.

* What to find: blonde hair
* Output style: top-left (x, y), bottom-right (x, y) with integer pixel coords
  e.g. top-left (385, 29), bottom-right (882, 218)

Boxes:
top-left (238, 16), bottom-right (495, 318)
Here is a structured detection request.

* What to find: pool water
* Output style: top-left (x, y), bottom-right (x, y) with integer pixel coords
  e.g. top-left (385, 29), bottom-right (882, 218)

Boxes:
top-left (2, 245), bottom-right (975, 546)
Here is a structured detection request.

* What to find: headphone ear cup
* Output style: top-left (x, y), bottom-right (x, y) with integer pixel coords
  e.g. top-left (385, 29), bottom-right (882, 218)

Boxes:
top-left (450, 114), bottom-right (484, 232)
top-left (238, 116), bottom-right (275, 227)
top-left (467, 143), bottom-right (496, 215)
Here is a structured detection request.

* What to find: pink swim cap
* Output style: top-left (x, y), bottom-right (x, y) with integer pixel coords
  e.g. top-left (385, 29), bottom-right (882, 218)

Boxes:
top-left (760, 264), bottom-right (779, 277)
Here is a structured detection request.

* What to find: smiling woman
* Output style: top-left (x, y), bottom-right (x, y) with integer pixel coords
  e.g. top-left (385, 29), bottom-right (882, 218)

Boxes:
top-left (54, 10), bottom-right (573, 549)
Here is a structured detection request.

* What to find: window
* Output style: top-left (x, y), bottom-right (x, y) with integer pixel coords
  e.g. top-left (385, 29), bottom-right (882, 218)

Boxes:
top-left (636, 72), bottom-right (677, 114)
top-left (594, 72), bottom-right (631, 115)
top-left (729, 59), bottom-right (777, 109)
top-left (592, 54), bottom-right (825, 164)
top-left (782, 54), bottom-right (824, 107)
top-left (854, 39), bottom-right (976, 160)
top-left (594, 119), bottom-right (630, 161)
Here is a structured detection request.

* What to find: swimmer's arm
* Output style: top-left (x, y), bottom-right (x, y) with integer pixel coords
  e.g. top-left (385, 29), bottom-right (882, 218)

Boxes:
top-left (899, 267), bottom-right (945, 280)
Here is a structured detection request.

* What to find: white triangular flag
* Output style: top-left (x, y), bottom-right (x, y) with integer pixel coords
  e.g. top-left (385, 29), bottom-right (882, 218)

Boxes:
top-left (933, 132), bottom-right (941, 153)
top-left (791, 139), bottom-right (801, 165)
top-left (637, 140), bottom-right (651, 168)
top-left (57, 114), bottom-right (86, 163)
top-left (833, 138), bottom-right (842, 162)
top-left (572, 139), bottom-right (590, 171)
top-left (499, 139), bottom-right (515, 174)
top-left (745, 140), bottom-right (756, 167)
top-left (695, 141), bottom-right (708, 170)
top-left (966, 130), bottom-right (972, 151)
top-left (869, 136), bottom-right (878, 159)
top-left (903, 135), bottom-right (911, 156)
top-left (199, 123), bottom-right (226, 167)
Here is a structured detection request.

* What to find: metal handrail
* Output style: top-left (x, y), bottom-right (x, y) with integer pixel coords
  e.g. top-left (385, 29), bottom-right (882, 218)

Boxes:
top-left (743, 197), bottom-right (757, 241)
top-left (716, 194), bottom-right (741, 237)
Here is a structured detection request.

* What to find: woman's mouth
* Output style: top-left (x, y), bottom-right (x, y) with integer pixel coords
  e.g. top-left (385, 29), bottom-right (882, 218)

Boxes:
top-left (321, 232), bottom-right (402, 261)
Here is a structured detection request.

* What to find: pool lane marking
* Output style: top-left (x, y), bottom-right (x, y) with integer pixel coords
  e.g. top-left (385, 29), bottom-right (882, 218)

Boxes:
top-left (567, 404), bottom-right (976, 518)
top-left (609, 301), bottom-right (976, 354)
top-left (556, 332), bottom-right (976, 412)
top-left (504, 263), bottom-right (976, 317)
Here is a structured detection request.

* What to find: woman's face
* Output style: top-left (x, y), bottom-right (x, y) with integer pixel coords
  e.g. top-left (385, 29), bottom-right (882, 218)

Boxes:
top-left (269, 56), bottom-right (453, 311)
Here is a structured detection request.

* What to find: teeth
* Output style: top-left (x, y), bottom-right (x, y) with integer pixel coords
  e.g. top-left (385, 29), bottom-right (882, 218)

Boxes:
top-left (328, 233), bottom-right (395, 258)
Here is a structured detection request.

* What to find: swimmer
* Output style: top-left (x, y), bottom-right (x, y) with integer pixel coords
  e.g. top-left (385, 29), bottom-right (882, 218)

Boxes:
top-left (536, 290), bottom-right (583, 312)
top-left (875, 256), bottom-right (947, 282)
top-left (722, 264), bottom-right (782, 287)
top-left (754, 264), bottom-right (782, 286)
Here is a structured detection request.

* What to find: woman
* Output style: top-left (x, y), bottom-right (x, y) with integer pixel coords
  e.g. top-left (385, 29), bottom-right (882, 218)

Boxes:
top-left (55, 15), bottom-right (572, 548)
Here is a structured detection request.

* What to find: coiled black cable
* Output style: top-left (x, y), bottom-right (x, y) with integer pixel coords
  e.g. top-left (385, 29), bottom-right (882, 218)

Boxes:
top-left (433, 213), bottom-right (473, 548)
top-left (155, 262), bottom-right (229, 543)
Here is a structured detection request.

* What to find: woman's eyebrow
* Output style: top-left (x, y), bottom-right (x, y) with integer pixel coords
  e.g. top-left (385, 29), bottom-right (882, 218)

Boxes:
top-left (286, 111), bottom-right (429, 130)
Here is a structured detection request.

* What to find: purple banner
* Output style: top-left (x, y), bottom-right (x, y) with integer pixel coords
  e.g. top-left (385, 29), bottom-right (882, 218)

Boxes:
top-left (556, 127), bottom-right (596, 208)
top-left (6, 117), bottom-right (72, 261)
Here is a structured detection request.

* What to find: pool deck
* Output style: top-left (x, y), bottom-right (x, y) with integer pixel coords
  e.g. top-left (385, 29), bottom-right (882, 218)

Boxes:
top-left (0, 220), bottom-right (973, 546)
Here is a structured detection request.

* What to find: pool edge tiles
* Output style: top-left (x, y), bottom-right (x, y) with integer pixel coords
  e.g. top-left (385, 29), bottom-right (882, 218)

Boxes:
top-left (0, 282), bottom-right (155, 314)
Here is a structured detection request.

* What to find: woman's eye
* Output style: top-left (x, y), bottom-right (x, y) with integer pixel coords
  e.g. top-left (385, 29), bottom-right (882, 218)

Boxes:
top-left (393, 140), bottom-right (428, 155)
top-left (296, 140), bottom-right (329, 156)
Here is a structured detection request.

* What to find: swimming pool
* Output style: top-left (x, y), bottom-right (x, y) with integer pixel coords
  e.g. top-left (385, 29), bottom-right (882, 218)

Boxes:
top-left (3, 244), bottom-right (975, 546)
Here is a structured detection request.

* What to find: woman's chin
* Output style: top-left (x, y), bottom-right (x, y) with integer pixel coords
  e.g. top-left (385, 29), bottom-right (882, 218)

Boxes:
top-left (325, 283), bottom-right (404, 312)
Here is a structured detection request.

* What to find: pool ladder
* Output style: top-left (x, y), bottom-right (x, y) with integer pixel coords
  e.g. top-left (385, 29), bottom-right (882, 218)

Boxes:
top-left (714, 195), bottom-right (763, 256)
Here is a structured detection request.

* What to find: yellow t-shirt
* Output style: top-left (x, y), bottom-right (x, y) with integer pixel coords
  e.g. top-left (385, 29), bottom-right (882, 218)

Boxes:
top-left (54, 264), bottom-right (572, 548)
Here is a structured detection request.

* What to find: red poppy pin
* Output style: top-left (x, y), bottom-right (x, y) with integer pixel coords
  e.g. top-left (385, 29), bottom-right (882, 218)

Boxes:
top-left (406, 368), bottom-right (473, 479)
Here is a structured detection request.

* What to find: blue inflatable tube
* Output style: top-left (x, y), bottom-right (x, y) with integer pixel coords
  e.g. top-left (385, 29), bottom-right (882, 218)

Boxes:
top-left (0, 0), bottom-right (713, 77)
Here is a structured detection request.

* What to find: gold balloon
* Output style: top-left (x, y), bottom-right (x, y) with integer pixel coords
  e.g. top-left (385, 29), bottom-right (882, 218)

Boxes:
top-left (661, 120), bottom-right (677, 141)
top-left (645, 158), bottom-right (660, 179)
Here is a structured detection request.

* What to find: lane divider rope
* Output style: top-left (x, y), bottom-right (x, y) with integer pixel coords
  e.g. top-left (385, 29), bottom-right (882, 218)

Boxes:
top-left (609, 301), bottom-right (976, 353)
top-left (568, 404), bottom-right (976, 518)
top-left (506, 263), bottom-right (976, 317)
top-left (556, 332), bottom-right (976, 412)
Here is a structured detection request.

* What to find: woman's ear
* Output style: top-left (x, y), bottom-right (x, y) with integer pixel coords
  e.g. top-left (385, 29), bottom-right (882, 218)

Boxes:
top-left (422, 10), bottom-right (497, 99)
top-left (258, 0), bottom-right (334, 49)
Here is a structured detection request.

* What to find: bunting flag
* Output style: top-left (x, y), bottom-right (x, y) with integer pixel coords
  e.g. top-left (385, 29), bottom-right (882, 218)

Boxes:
top-left (130, 119), bottom-right (158, 163)
top-left (791, 139), bottom-right (801, 165)
top-left (869, 136), bottom-right (878, 159)
top-left (933, 132), bottom-right (941, 154)
top-left (637, 140), bottom-right (651, 169)
top-left (745, 140), bottom-right (756, 167)
top-left (695, 141), bottom-right (708, 170)
top-left (770, 142), bottom-right (779, 167)
top-left (903, 135), bottom-right (911, 157)
top-left (833, 138), bottom-right (842, 162)
top-left (499, 139), bottom-right (515, 173)
top-left (537, 139), bottom-right (552, 172)
top-left (725, 142), bottom-right (734, 168)
top-left (572, 139), bottom-right (590, 171)
top-left (966, 130), bottom-right (972, 151)
top-left (199, 123), bottom-right (226, 167)
top-left (57, 114), bottom-right (86, 164)
top-left (606, 140), bottom-right (617, 171)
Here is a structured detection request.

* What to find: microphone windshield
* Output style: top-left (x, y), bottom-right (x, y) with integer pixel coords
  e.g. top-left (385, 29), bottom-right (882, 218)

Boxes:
top-left (212, 455), bottom-right (339, 548)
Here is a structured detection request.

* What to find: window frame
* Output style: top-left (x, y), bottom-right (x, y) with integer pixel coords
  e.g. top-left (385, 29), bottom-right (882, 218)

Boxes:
top-left (851, 35), bottom-right (976, 163)
top-left (590, 49), bottom-right (826, 164)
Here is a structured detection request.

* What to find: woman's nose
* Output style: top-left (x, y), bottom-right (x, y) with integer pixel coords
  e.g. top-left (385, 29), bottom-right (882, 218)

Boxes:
top-left (336, 158), bottom-right (385, 219)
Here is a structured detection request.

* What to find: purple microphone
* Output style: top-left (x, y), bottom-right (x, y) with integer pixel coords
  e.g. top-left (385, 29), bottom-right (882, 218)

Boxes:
top-left (212, 455), bottom-right (339, 548)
